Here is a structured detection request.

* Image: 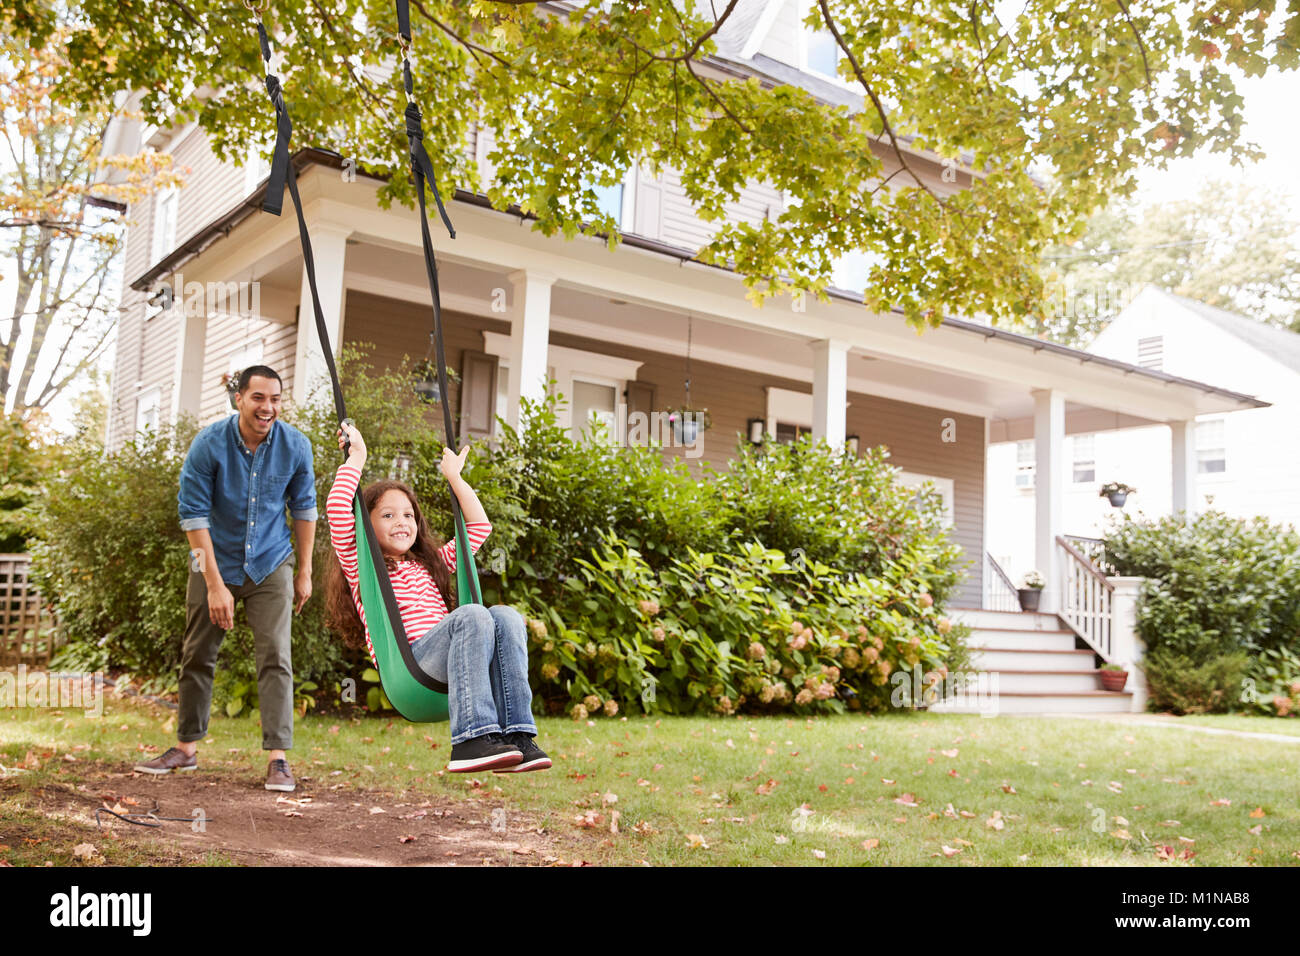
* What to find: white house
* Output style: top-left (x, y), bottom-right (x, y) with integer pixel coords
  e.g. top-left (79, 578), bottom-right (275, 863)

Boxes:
top-left (101, 2), bottom-right (1270, 712)
top-left (987, 285), bottom-right (1300, 590)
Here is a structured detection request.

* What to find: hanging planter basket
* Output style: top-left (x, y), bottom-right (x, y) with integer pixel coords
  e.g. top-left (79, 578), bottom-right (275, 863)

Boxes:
top-left (666, 407), bottom-right (711, 444)
top-left (1100, 482), bottom-right (1136, 509)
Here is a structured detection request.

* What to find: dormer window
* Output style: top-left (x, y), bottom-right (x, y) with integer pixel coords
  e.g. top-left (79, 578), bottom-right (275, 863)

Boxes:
top-left (804, 24), bottom-right (840, 77)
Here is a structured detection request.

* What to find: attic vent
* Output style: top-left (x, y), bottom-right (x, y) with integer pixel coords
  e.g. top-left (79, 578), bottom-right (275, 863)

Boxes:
top-left (1137, 335), bottom-right (1163, 370)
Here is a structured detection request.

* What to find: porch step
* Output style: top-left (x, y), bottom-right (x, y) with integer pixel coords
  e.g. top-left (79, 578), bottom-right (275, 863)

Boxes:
top-left (950, 608), bottom-right (1066, 631)
top-left (966, 628), bottom-right (1077, 651)
top-left (942, 606), bottom-right (1136, 713)
top-left (969, 647), bottom-right (1096, 671)
top-left (929, 689), bottom-right (1134, 715)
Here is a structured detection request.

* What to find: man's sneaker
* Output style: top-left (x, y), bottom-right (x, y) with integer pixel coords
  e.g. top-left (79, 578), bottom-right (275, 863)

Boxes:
top-left (447, 732), bottom-right (522, 773)
top-left (133, 747), bottom-right (197, 775)
top-left (492, 732), bottom-right (551, 773)
top-left (265, 759), bottom-right (296, 792)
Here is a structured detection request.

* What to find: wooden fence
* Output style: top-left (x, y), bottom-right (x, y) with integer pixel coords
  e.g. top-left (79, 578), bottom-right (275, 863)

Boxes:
top-left (0, 553), bottom-right (61, 666)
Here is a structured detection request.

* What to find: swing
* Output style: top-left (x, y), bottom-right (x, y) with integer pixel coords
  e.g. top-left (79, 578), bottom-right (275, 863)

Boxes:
top-left (246, 0), bottom-right (481, 722)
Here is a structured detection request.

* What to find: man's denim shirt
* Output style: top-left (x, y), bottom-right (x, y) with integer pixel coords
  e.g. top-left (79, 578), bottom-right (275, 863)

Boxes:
top-left (177, 415), bottom-right (318, 587)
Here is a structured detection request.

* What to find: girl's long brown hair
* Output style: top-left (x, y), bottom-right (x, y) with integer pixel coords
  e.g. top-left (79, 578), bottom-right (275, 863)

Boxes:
top-left (325, 479), bottom-right (453, 651)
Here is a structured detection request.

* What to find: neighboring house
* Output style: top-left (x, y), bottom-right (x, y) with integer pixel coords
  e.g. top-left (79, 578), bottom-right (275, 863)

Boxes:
top-left (101, 0), bottom-right (1267, 661)
top-left (986, 286), bottom-right (1300, 586)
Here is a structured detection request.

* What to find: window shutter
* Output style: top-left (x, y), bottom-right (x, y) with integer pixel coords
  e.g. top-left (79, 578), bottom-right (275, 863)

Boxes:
top-left (459, 350), bottom-right (499, 440)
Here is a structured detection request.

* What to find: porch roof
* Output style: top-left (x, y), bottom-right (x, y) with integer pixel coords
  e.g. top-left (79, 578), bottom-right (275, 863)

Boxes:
top-left (130, 149), bottom-right (1269, 430)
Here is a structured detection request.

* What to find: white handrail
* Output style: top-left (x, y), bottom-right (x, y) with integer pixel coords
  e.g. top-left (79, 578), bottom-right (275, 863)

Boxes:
top-left (1055, 536), bottom-right (1114, 660)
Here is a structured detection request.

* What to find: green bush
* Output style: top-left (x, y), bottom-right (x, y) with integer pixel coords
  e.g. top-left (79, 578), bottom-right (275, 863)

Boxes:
top-left (1140, 649), bottom-right (1251, 715)
top-left (507, 531), bottom-right (970, 718)
top-left (1101, 509), bottom-right (1300, 714)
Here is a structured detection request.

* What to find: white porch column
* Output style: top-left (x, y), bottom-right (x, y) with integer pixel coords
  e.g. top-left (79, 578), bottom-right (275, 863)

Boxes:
top-left (292, 224), bottom-right (350, 408)
top-left (169, 279), bottom-right (208, 423)
top-left (506, 269), bottom-right (556, 430)
top-left (1032, 388), bottom-right (1065, 613)
top-left (811, 338), bottom-right (849, 448)
top-left (1110, 576), bottom-right (1149, 713)
top-left (1170, 419), bottom-right (1198, 518)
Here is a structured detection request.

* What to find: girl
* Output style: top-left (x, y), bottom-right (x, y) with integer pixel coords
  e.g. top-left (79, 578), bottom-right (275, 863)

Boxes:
top-left (325, 422), bottom-right (550, 774)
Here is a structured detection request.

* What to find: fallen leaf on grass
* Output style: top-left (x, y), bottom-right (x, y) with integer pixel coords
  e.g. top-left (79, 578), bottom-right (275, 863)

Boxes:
top-left (1249, 807), bottom-right (1265, 818)
top-left (861, 839), bottom-right (879, 850)
top-left (936, 845), bottom-right (962, 858)
top-left (72, 843), bottom-right (101, 863)
top-left (1001, 784), bottom-right (1017, 794)
top-left (1210, 798), bottom-right (1231, 807)
top-left (399, 836), bottom-right (416, 844)
top-left (893, 793), bottom-right (919, 807)
top-left (986, 811), bottom-right (1005, 831)
top-left (1158, 820), bottom-right (1181, 827)
top-left (755, 779), bottom-right (779, 796)
top-left (1111, 829), bottom-right (1131, 840)
top-left (686, 834), bottom-right (709, 849)
top-left (1247, 825), bottom-right (1263, 836)
top-left (941, 749), bottom-right (959, 758)
top-left (632, 821), bottom-right (657, 835)
top-left (573, 810), bottom-right (604, 829)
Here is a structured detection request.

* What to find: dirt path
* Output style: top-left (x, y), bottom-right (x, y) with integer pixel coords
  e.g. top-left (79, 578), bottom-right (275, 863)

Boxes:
top-left (6, 761), bottom-right (598, 866)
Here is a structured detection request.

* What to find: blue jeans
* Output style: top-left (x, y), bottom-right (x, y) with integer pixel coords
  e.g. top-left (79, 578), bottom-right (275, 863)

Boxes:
top-left (409, 604), bottom-right (538, 745)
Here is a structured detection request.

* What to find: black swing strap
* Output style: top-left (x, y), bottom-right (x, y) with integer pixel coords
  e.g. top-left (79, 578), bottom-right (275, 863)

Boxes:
top-left (394, 0), bottom-right (482, 605)
top-left (249, 4), bottom-right (448, 695)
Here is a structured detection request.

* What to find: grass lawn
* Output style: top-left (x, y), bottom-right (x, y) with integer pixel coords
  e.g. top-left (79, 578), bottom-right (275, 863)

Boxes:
top-left (2, 685), bottom-right (1298, 866)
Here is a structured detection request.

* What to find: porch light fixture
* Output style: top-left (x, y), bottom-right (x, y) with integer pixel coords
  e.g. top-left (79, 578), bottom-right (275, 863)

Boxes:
top-left (845, 434), bottom-right (860, 456)
top-left (747, 418), bottom-right (765, 444)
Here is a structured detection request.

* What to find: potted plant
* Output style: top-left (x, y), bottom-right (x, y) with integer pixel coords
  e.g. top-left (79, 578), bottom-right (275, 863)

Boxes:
top-left (222, 370), bottom-right (241, 410)
top-left (665, 406), bottom-right (711, 444)
top-left (1017, 570), bottom-right (1044, 611)
top-left (1099, 662), bottom-right (1129, 692)
top-left (1099, 481), bottom-right (1136, 508)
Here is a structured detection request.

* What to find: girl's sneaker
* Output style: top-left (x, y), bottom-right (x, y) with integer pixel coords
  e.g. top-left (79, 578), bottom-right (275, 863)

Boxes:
top-left (492, 732), bottom-right (551, 773)
top-left (448, 732), bottom-right (522, 773)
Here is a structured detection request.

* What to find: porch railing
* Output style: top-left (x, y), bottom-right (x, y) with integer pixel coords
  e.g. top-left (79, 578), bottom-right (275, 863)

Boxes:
top-left (984, 552), bottom-right (1020, 611)
top-left (1055, 536), bottom-right (1113, 660)
top-left (0, 553), bottom-right (61, 667)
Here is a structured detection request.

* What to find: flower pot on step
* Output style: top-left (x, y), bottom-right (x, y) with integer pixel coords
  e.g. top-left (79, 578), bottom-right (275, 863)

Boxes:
top-left (1099, 669), bottom-right (1129, 692)
top-left (1016, 588), bottom-right (1042, 612)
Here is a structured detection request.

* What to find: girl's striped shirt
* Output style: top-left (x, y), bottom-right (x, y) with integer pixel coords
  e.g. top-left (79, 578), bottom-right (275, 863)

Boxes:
top-left (327, 462), bottom-right (491, 667)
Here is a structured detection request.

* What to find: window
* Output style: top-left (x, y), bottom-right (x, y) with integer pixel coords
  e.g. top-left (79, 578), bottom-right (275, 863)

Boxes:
top-left (897, 471), bottom-right (955, 528)
top-left (150, 187), bottom-right (178, 264)
top-left (136, 387), bottom-right (161, 435)
top-left (1072, 433), bottom-right (1095, 484)
top-left (775, 422), bottom-right (809, 444)
top-left (480, 332), bottom-right (642, 439)
top-left (1137, 335), bottom-right (1163, 370)
top-left (1197, 419), bottom-right (1226, 474)
top-left (804, 25), bottom-right (840, 77)
top-left (571, 379), bottom-right (618, 442)
top-left (1015, 439), bottom-right (1035, 490)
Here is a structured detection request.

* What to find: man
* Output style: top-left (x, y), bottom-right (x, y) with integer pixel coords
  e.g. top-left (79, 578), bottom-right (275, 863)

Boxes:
top-left (135, 366), bottom-right (317, 792)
